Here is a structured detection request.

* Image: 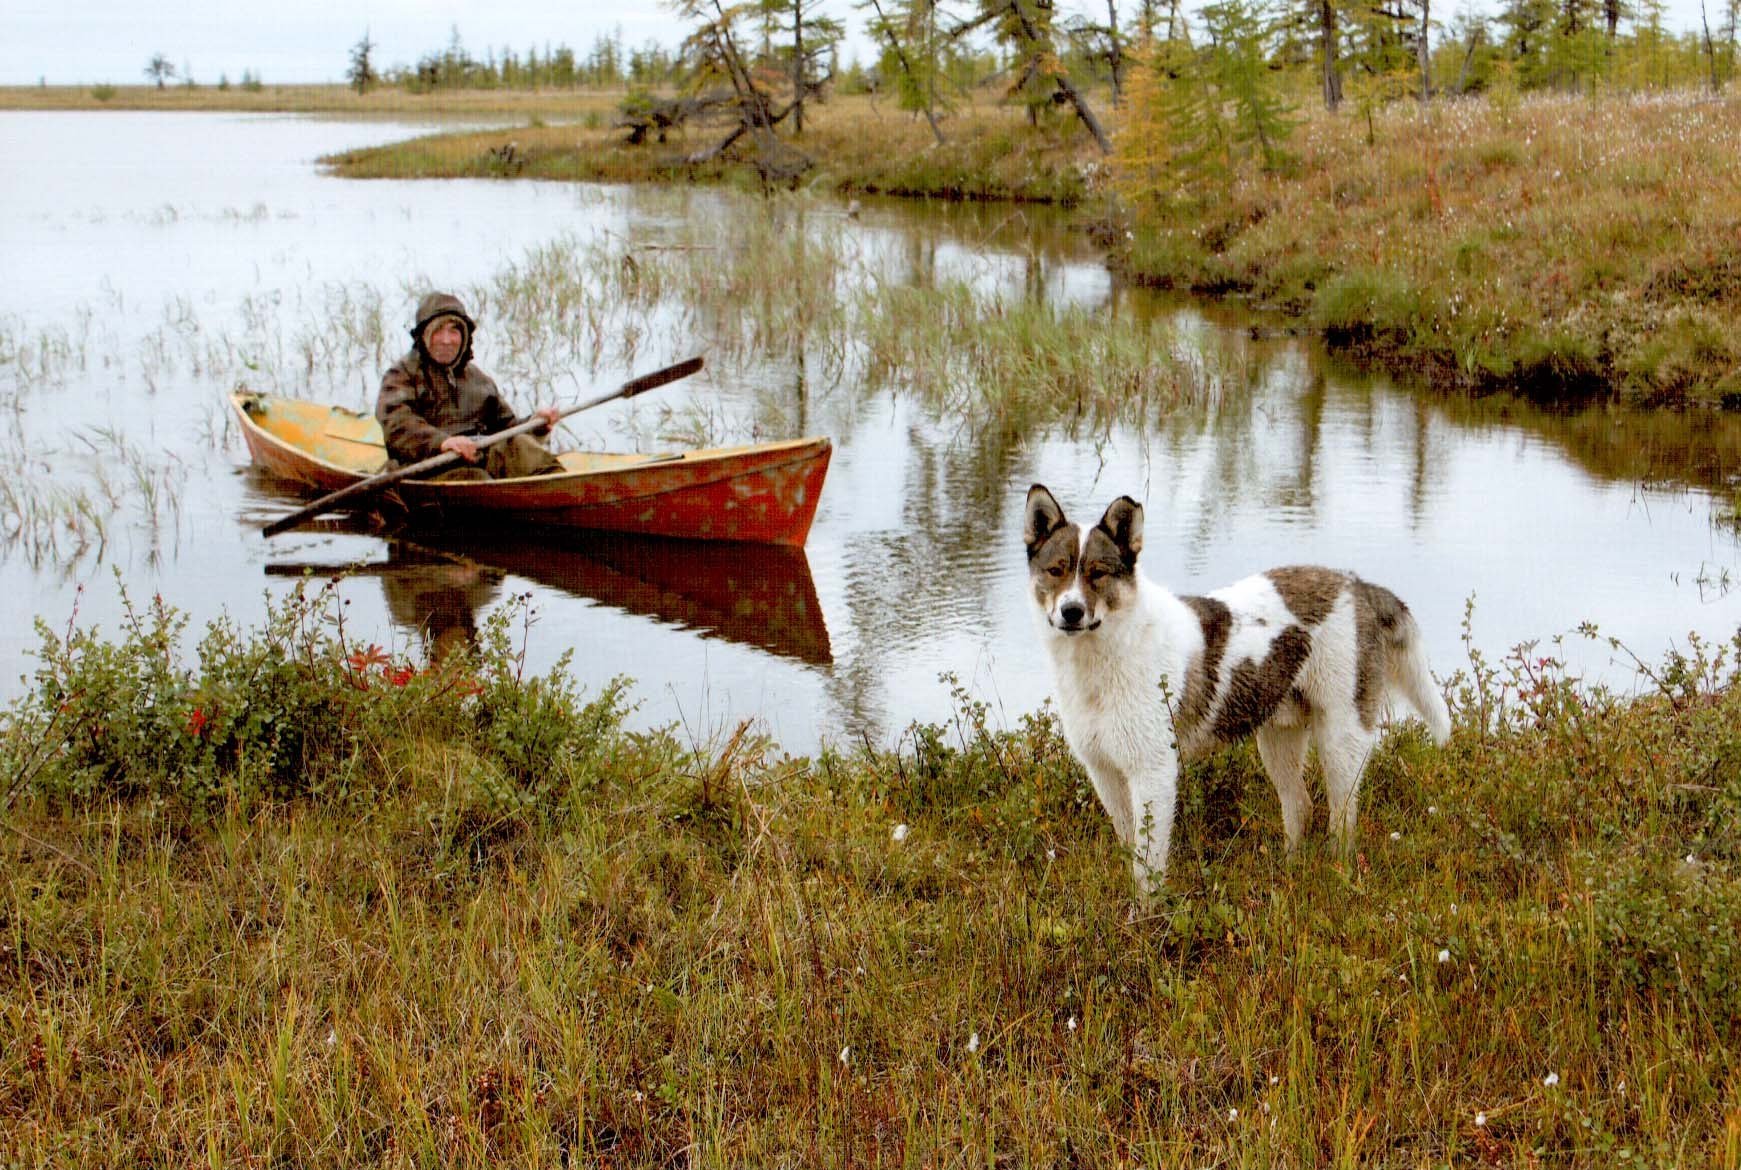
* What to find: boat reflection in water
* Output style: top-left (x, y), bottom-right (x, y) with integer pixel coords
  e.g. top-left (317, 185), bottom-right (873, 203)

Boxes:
top-left (268, 527), bottom-right (832, 668)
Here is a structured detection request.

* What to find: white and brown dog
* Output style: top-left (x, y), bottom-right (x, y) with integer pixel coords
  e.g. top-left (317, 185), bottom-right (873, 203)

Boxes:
top-left (1023, 484), bottom-right (1450, 894)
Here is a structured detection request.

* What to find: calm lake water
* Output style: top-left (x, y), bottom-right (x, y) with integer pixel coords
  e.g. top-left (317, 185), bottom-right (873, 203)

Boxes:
top-left (3, 110), bottom-right (1738, 753)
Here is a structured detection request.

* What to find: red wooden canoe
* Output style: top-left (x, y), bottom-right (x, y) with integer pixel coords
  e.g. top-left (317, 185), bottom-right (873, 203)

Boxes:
top-left (231, 390), bottom-right (831, 546)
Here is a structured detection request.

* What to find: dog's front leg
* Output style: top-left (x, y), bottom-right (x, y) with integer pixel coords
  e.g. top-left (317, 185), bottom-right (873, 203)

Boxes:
top-left (1125, 761), bottom-right (1178, 897)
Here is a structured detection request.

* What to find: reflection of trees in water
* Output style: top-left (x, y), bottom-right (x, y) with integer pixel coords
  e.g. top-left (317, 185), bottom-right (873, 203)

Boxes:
top-left (820, 420), bottom-right (1029, 742)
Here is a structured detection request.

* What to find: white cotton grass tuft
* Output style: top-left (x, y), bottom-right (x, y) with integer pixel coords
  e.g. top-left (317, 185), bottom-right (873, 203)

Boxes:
top-left (891, 823), bottom-right (909, 842)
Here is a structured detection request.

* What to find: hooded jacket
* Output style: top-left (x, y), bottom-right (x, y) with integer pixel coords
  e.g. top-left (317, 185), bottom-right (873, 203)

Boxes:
top-left (376, 292), bottom-right (524, 465)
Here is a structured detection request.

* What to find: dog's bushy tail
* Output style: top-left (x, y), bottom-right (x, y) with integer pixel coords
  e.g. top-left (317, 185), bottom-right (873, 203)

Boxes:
top-left (1363, 582), bottom-right (1452, 744)
top-left (1386, 606), bottom-right (1452, 745)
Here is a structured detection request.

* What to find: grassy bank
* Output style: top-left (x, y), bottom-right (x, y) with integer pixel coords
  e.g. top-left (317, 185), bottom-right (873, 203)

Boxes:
top-left (1117, 89), bottom-right (1741, 409)
top-left (4, 588), bottom-right (1740, 1165)
top-left (322, 92), bottom-right (1099, 205)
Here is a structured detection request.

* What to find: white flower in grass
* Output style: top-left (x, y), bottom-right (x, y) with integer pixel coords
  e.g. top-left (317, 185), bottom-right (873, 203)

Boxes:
top-left (326, 1028), bottom-right (337, 1048)
top-left (1543, 1071), bottom-right (1560, 1087)
top-left (1066, 1016), bottom-right (1077, 1033)
top-left (1269, 1075), bottom-right (1279, 1086)
top-left (967, 1032), bottom-right (980, 1054)
top-left (839, 1046), bottom-right (851, 1065)
top-left (1438, 949), bottom-right (1451, 963)
top-left (891, 823), bottom-right (909, 842)
top-left (1390, 830), bottom-right (1402, 841)
top-left (1475, 1111), bottom-right (1487, 1127)
top-left (1228, 1107), bottom-right (1238, 1121)
top-left (1428, 805), bottom-right (1438, 815)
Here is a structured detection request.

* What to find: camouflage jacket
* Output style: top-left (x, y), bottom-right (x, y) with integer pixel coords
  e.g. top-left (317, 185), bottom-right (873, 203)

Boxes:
top-left (376, 353), bottom-right (521, 466)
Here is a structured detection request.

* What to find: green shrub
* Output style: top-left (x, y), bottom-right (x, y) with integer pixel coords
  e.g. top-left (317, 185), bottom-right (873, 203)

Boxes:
top-left (1591, 854), bottom-right (1741, 1027)
top-left (1, 581), bottom-right (622, 819)
top-left (90, 84), bottom-right (117, 102)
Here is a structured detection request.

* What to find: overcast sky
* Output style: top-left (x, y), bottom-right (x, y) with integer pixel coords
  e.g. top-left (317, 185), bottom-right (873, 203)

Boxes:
top-left (0, 0), bottom-right (1721, 87)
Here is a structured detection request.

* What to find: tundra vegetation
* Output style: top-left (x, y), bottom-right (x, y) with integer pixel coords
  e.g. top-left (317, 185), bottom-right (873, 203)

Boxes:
top-left (3, 585), bottom-right (1740, 1164)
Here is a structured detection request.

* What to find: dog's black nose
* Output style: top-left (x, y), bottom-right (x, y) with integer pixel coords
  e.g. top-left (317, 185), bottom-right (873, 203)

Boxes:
top-left (1060, 601), bottom-right (1086, 627)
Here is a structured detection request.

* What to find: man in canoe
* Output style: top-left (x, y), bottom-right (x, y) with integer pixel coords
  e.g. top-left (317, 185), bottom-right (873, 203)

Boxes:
top-left (377, 292), bottom-right (564, 481)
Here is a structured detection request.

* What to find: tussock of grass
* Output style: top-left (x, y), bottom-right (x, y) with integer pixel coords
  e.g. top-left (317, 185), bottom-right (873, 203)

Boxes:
top-left (4, 589), bottom-right (1740, 1164)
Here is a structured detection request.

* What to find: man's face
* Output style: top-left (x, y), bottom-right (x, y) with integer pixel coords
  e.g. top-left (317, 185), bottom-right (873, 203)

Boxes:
top-left (423, 317), bottom-right (465, 367)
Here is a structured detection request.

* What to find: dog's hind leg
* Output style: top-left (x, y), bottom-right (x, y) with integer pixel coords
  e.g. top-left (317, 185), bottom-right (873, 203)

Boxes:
top-left (1314, 717), bottom-right (1378, 855)
top-left (1256, 724), bottom-right (1312, 853)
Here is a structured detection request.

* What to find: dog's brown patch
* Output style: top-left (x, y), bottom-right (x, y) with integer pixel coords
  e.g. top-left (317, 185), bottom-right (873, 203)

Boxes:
top-left (1178, 595), bottom-right (1232, 736)
top-left (1213, 625), bottom-right (1314, 741)
top-left (1028, 523), bottom-right (1081, 608)
top-left (1080, 527), bottom-right (1138, 614)
top-left (1266, 566), bottom-right (1347, 626)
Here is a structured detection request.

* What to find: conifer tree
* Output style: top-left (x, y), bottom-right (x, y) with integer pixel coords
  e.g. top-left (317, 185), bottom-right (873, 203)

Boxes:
top-left (860, 0), bottom-right (954, 143)
top-left (1200, 0), bottom-right (1297, 173)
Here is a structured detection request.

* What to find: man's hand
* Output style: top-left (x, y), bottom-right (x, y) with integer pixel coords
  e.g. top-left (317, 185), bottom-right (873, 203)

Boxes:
top-left (536, 406), bottom-right (560, 429)
top-left (440, 434), bottom-right (480, 462)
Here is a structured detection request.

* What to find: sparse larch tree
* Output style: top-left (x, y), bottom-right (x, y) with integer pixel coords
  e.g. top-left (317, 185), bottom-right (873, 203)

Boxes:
top-left (348, 31), bottom-right (378, 94)
top-left (144, 54), bottom-right (175, 89)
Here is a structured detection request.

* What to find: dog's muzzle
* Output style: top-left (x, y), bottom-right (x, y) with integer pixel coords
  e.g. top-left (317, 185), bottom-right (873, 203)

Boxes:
top-left (1052, 600), bottom-right (1100, 634)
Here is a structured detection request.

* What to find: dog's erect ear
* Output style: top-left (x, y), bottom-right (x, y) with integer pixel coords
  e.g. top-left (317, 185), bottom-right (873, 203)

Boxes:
top-left (1024, 484), bottom-right (1067, 556)
top-left (1096, 496), bottom-right (1144, 565)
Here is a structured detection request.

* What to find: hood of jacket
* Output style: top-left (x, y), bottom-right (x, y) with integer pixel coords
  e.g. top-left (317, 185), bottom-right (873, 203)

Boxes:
top-left (409, 291), bottom-right (477, 374)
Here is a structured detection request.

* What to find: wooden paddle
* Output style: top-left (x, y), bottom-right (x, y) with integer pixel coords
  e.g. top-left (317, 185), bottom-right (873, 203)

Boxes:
top-left (261, 355), bottom-right (704, 537)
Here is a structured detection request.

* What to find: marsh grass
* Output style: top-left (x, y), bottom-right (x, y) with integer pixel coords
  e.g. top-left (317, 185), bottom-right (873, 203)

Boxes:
top-left (3, 588), bottom-right (1740, 1165)
top-left (0, 427), bottom-right (186, 570)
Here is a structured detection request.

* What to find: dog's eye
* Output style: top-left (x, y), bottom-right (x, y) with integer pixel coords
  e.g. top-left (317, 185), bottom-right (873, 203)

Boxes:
top-left (1046, 565), bottom-right (1066, 578)
top-left (1086, 568), bottom-right (1108, 585)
